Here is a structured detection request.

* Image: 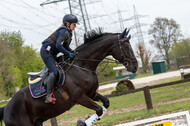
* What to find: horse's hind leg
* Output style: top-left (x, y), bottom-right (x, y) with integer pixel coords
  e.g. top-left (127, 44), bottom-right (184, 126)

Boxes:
top-left (4, 120), bottom-right (33, 126)
top-left (4, 106), bottom-right (33, 126)
top-left (4, 116), bottom-right (33, 126)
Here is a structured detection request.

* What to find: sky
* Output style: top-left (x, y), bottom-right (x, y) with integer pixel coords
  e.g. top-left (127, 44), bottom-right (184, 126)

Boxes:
top-left (0, 0), bottom-right (190, 51)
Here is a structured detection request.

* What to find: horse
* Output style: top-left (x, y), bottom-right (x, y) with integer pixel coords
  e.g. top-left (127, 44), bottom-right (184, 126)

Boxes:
top-left (0, 28), bottom-right (138, 126)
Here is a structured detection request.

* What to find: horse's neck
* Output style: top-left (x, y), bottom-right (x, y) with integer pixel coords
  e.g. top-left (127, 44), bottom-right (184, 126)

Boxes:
top-left (76, 39), bottom-right (114, 71)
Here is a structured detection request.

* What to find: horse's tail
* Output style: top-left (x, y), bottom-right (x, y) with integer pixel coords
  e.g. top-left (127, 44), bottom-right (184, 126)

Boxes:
top-left (0, 107), bottom-right (4, 121)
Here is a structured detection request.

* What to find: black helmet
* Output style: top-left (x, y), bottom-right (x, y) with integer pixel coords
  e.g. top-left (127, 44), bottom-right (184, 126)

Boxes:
top-left (63, 14), bottom-right (79, 24)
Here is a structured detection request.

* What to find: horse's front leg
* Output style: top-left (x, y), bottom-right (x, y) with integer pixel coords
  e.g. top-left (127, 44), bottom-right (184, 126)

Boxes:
top-left (92, 92), bottom-right (110, 119)
top-left (76, 93), bottom-right (104, 126)
top-left (93, 92), bottom-right (110, 109)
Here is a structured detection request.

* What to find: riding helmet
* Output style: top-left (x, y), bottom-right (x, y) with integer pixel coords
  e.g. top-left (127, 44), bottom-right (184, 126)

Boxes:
top-left (63, 14), bottom-right (79, 24)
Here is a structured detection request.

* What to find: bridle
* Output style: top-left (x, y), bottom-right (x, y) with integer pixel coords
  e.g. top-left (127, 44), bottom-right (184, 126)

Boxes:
top-left (118, 35), bottom-right (129, 67)
top-left (118, 35), bottom-right (137, 66)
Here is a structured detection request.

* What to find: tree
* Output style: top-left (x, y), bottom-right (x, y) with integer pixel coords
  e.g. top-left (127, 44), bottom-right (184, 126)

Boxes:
top-left (19, 46), bottom-right (43, 88)
top-left (136, 42), bottom-right (152, 73)
top-left (170, 39), bottom-right (190, 66)
top-left (148, 17), bottom-right (182, 68)
top-left (0, 30), bottom-right (43, 96)
top-left (97, 58), bottom-right (118, 83)
top-left (0, 37), bottom-right (15, 96)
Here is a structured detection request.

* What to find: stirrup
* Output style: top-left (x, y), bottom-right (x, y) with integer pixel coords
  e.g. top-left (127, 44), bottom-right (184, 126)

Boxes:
top-left (45, 93), bottom-right (56, 104)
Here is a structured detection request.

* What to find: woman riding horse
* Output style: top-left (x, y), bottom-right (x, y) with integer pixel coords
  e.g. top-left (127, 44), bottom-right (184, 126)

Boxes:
top-left (0, 28), bottom-right (138, 126)
top-left (41, 14), bottom-right (78, 104)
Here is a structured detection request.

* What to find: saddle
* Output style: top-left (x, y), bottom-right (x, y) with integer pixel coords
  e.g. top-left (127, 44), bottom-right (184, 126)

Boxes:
top-left (28, 66), bottom-right (49, 84)
top-left (28, 65), bottom-right (65, 98)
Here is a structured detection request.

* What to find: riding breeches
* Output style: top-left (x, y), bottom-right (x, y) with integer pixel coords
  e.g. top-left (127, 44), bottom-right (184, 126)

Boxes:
top-left (40, 45), bottom-right (59, 77)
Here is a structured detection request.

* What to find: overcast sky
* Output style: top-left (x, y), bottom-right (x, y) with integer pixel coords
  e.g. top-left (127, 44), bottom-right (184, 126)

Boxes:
top-left (0, 0), bottom-right (190, 51)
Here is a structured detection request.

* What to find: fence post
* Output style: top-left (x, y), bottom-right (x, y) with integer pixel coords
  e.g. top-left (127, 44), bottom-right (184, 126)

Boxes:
top-left (50, 117), bottom-right (58, 126)
top-left (143, 86), bottom-right (153, 109)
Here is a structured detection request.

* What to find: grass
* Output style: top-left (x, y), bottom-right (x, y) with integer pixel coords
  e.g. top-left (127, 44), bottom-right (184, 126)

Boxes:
top-left (93, 101), bottom-right (190, 126)
top-left (45, 79), bottom-right (190, 126)
top-left (134, 72), bottom-right (153, 79)
top-left (0, 104), bottom-right (6, 107)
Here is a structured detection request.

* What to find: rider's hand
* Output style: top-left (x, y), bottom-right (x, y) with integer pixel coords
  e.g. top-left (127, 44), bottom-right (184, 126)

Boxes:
top-left (69, 53), bottom-right (75, 59)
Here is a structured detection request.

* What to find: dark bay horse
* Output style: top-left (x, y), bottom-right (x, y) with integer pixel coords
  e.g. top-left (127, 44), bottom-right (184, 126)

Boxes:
top-left (0, 28), bottom-right (137, 126)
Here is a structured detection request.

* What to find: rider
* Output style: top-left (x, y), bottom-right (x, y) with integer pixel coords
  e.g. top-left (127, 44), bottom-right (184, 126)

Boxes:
top-left (40, 14), bottom-right (78, 104)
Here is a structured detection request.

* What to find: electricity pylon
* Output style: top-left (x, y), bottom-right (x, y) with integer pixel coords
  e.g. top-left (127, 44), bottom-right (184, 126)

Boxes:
top-left (40, 0), bottom-right (101, 47)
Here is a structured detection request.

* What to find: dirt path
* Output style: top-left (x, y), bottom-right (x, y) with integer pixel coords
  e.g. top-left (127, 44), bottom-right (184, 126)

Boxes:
top-left (99, 68), bottom-right (190, 90)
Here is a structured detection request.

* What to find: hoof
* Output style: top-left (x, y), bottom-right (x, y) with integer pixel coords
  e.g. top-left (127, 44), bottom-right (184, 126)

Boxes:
top-left (76, 120), bottom-right (86, 126)
top-left (85, 115), bottom-right (90, 120)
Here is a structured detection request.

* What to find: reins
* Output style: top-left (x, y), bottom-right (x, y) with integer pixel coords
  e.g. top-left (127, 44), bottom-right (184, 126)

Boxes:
top-left (75, 57), bottom-right (117, 63)
top-left (61, 57), bottom-right (118, 73)
top-left (65, 62), bottom-right (96, 73)
top-left (61, 35), bottom-right (131, 73)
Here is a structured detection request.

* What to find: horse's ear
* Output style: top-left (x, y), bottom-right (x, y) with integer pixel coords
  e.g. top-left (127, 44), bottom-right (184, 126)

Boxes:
top-left (125, 29), bottom-right (130, 37)
top-left (127, 35), bottom-right (131, 41)
top-left (119, 28), bottom-right (127, 39)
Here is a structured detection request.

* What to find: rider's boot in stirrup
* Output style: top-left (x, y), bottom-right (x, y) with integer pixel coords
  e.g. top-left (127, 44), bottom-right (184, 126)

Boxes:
top-left (45, 73), bottom-right (56, 104)
top-left (45, 93), bottom-right (56, 104)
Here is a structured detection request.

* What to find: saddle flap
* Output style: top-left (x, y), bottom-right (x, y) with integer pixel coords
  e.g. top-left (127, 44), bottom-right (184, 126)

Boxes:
top-left (29, 65), bottom-right (65, 99)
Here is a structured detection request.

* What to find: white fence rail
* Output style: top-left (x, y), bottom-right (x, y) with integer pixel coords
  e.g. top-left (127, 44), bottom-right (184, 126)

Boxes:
top-left (115, 111), bottom-right (190, 126)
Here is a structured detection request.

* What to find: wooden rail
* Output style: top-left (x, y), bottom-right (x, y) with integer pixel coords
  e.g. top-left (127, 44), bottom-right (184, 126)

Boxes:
top-left (105, 78), bottom-right (190, 110)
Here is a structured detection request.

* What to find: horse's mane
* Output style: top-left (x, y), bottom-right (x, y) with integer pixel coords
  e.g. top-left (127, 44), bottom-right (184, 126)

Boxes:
top-left (76, 28), bottom-right (118, 51)
top-left (84, 28), bottom-right (104, 44)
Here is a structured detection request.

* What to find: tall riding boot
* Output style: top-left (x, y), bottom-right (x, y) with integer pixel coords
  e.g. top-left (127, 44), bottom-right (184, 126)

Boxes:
top-left (45, 73), bottom-right (57, 104)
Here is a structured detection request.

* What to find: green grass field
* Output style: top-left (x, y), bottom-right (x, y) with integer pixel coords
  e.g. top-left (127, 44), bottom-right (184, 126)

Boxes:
top-left (42, 78), bottom-right (190, 126)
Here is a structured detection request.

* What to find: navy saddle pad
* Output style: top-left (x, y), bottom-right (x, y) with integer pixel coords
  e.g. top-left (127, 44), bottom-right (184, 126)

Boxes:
top-left (29, 72), bottom-right (65, 98)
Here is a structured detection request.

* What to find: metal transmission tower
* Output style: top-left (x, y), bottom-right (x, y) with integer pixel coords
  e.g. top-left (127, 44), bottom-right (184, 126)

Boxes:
top-left (111, 7), bottom-right (128, 32)
top-left (123, 5), bottom-right (148, 44)
top-left (40, 0), bottom-right (100, 47)
top-left (133, 5), bottom-right (145, 44)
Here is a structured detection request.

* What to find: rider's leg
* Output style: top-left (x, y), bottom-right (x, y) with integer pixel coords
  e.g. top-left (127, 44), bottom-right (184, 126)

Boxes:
top-left (40, 46), bottom-right (59, 104)
top-left (45, 72), bottom-right (57, 103)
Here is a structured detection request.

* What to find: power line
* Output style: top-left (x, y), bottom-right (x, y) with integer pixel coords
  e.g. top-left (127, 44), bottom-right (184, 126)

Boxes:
top-left (40, 0), bottom-right (101, 47)
top-left (0, 2), bottom-right (53, 32)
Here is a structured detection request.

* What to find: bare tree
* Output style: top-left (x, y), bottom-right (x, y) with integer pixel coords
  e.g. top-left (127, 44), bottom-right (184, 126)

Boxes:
top-left (148, 17), bottom-right (182, 68)
top-left (136, 42), bottom-right (152, 73)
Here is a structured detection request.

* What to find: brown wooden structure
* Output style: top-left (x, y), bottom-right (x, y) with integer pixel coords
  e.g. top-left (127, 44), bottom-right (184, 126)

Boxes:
top-left (105, 78), bottom-right (190, 110)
